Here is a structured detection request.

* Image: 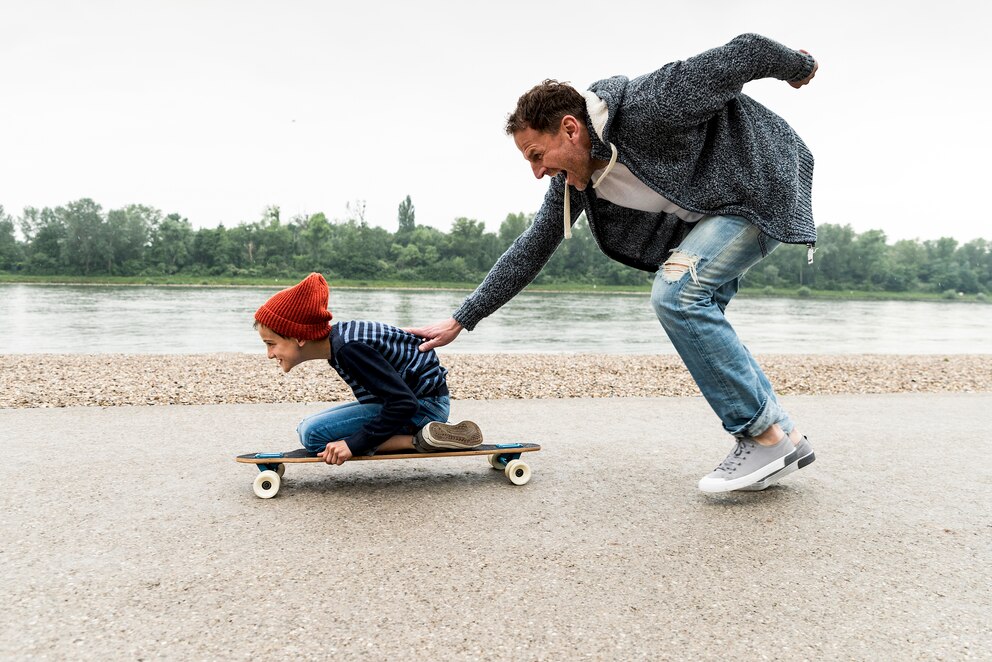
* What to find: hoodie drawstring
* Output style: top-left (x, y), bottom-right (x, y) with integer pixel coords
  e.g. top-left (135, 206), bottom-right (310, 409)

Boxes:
top-left (563, 142), bottom-right (618, 240)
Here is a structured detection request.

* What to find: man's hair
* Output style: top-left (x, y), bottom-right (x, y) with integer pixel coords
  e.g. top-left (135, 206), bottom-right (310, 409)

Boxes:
top-left (505, 79), bottom-right (587, 135)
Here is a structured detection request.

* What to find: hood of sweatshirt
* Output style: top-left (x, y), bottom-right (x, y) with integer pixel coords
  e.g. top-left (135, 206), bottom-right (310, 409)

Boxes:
top-left (561, 89), bottom-right (620, 239)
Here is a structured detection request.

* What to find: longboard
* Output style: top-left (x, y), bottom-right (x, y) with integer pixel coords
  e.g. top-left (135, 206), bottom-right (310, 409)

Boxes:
top-left (236, 443), bottom-right (541, 498)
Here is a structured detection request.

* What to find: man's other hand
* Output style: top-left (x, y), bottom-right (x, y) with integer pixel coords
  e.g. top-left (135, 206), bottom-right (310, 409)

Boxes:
top-left (790, 49), bottom-right (818, 89)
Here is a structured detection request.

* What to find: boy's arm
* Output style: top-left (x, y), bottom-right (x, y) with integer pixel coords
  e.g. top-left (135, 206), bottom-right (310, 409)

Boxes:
top-left (334, 342), bottom-right (420, 457)
top-left (627, 33), bottom-right (816, 128)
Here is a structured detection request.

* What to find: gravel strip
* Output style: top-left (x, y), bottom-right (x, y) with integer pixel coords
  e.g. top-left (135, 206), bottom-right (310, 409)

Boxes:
top-left (2, 353), bottom-right (990, 408)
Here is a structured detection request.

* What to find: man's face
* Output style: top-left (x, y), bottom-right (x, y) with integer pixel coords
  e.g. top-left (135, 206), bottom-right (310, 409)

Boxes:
top-left (258, 325), bottom-right (305, 373)
top-left (513, 117), bottom-right (595, 190)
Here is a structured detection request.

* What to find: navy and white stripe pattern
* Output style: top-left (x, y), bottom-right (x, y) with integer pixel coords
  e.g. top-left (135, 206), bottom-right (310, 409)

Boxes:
top-left (330, 321), bottom-right (448, 403)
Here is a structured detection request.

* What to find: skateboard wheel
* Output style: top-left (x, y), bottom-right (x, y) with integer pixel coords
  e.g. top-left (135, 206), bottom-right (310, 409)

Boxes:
top-left (253, 470), bottom-right (281, 498)
top-left (488, 454), bottom-right (507, 470)
top-left (275, 464), bottom-right (285, 478)
top-left (504, 460), bottom-right (531, 486)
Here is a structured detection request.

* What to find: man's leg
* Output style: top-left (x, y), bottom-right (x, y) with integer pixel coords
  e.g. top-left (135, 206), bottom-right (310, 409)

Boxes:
top-left (711, 277), bottom-right (798, 436)
top-left (712, 281), bottom-right (816, 489)
top-left (650, 215), bottom-right (813, 491)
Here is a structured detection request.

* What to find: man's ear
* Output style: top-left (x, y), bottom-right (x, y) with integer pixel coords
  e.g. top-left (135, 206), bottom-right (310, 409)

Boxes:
top-left (561, 115), bottom-right (581, 142)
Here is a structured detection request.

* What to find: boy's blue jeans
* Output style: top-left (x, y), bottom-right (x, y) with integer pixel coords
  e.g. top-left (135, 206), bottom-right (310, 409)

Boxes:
top-left (651, 215), bottom-right (795, 439)
top-left (296, 395), bottom-right (450, 452)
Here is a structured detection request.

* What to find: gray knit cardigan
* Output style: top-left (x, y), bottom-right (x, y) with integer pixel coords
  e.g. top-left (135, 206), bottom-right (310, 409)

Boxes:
top-left (454, 33), bottom-right (817, 331)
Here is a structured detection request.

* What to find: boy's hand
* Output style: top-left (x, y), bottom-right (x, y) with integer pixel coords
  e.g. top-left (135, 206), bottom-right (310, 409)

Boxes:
top-left (318, 440), bottom-right (352, 465)
top-left (404, 317), bottom-right (463, 352)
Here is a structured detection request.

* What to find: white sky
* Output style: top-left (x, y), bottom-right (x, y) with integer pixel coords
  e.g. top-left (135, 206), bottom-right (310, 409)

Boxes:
top-left (2, 0), bottom-right (989, 243)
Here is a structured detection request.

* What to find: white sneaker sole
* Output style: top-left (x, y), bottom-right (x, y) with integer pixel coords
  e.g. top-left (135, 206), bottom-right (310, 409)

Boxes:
top-left (698, 449), bottom-right (796, 493)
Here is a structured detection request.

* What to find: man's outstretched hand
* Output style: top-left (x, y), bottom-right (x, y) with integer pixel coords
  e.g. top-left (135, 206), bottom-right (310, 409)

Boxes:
top-left (404, 317), bottom-right (464, 352)
top-left (790, 49), bottom-right (817, 89)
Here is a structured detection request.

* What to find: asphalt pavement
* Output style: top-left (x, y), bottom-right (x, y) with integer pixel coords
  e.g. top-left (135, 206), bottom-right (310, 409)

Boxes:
top-left (2, 393), bottom-right (989, 660)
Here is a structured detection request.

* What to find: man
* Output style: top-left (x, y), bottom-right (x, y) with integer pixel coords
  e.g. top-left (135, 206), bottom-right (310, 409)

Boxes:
top-left (408, 34), bottom-right (818, 492)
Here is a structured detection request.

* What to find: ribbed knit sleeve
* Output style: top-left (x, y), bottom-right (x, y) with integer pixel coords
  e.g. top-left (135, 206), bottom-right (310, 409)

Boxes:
top-left (627, 33), bottom-right (816, 128)
top-left (453, 177), bottom-right (576, 330)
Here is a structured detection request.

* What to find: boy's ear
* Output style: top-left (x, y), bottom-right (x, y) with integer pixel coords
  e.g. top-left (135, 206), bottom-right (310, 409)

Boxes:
top-left (296, 338), bottom-right (307, 348)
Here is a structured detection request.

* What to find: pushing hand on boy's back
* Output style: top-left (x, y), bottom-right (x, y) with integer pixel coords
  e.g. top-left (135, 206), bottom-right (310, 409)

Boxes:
top-left (318, 440), bottom-right (353, 465)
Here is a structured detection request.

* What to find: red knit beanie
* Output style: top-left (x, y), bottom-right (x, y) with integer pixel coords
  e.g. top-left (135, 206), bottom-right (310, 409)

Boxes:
top-left (254, 273), bottom-right (333, 340)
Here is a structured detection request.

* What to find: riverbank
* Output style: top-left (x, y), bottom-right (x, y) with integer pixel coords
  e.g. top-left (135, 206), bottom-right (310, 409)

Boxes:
top-left (2, 274), bottom-right (989, 303)
top-left (2, 353), bottom-right (990, 408)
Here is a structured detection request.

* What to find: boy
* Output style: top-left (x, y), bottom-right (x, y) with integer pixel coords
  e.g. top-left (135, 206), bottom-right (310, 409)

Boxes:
top-left (254, 272), bottom-right (482, 464)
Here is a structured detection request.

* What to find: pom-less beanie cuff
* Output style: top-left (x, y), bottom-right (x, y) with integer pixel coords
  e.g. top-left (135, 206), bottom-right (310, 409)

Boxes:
top-left (254, 307), bottom-right (330, 341)
top-left (254, 272), bottom-right (332, 340)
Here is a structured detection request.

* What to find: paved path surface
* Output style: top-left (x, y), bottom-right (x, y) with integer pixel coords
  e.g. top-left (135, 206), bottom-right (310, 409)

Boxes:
top-left (3, 394), bottom-right (989, 660)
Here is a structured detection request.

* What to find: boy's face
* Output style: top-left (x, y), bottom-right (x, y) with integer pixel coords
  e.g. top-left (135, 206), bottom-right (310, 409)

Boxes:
top-left (258, 325), bottom-right (305, 373)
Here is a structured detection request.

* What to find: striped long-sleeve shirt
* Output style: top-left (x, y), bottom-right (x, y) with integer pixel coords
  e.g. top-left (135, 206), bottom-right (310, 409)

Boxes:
top-left (329, 320), bottom-right (449, 455)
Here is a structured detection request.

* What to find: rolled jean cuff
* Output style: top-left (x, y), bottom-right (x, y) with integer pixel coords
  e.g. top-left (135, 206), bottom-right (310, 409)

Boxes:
top-left (728, 396), bottom-right (781, 439)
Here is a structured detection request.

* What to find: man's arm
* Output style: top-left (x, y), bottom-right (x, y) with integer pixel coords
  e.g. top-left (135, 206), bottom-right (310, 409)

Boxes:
top-left (407, 177), bottom-right (579, 350)
top-left (454, 177), bottom-right (575, 327)
top-left (630, 33), bottom-right (817, 128)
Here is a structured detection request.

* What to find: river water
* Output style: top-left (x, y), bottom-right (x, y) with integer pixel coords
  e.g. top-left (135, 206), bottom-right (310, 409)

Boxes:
top-left (1, 283), bottom-right (990, 355)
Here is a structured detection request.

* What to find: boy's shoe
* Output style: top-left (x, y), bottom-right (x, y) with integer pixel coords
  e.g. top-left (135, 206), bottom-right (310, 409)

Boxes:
top-left (413, 420), bottom-right (483, 452)
top-left (736, 436), bottom-right (816, 491)
top-left (698, 435), bottom-right (798, 493)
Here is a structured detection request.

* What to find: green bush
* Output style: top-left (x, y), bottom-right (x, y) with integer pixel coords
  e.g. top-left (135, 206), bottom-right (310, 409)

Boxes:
top-left (797, 286), bottom-right (812, 298)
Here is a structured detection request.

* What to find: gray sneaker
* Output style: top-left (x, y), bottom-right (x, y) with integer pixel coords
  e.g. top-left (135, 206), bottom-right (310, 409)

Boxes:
top-left (698, 435), bottom-right (798, 493)
top-left (736, 436), bottom-right (816, 491)
top-left (413, 420), bottom-right (483, 451)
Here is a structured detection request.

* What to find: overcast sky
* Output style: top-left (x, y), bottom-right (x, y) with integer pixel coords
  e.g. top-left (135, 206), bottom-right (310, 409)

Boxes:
top-left (2, 0), bottom-right (989, 243)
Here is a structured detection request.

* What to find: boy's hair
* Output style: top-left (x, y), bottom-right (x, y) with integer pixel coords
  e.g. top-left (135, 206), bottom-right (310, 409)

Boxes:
top-left (253, 319), bottom-right (286, 339)
top-left (505, 79), bottom-right (587, 135)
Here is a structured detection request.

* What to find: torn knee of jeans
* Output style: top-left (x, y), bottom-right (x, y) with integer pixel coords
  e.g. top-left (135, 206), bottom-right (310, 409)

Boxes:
top-left (661, 251), bottom-right (700, 284)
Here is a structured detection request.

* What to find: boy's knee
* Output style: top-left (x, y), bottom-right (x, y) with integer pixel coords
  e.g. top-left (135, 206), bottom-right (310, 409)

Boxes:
top-left (297, 420), bottom-right (321, 451)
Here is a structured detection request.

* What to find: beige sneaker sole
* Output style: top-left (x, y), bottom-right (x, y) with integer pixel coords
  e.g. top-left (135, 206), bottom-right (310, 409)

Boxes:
top-left (420, 420), bottom-right (483, 449)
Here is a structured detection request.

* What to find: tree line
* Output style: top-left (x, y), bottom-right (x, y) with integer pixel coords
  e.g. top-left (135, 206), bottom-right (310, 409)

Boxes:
top-left (0, 197), bottom-right (990, 296)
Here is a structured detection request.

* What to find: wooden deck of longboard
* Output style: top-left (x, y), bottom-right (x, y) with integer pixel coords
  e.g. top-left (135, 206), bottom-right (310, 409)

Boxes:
top-left (236, 443), bottom-right (541, 464)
